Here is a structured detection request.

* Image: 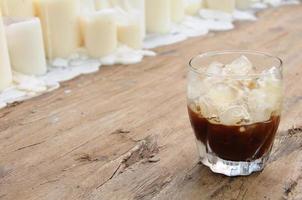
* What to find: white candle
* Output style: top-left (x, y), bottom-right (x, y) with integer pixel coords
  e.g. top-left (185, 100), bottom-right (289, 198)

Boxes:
top-left (236, 0), bottom-right (252, 10)
top-left (108, 0), bottom-right (145, 39)
top-left (0, 0), bottom-right (34, 17)
top-left (206, 0), bottom-right (235, 13)
top-left (171, 0), bottom-right (185, 23)
top-left (35, 0), bottom-right (81, 59)
top-left (125, 0), bottom-right (146, 39)
top-left (185, 0), bottom-right (202, 15)
top-left (0, 15), bottom-right (12, 91)
top-left (118, 23), bottom-right (141, 49)
top-left (5, 18), bottom-right (47, 75)
top-left (94, 0), bottom-right (111, 10)
top-left (106, 0), bottom-right (145, 42)
top-left (80, 0), bottom-right (96, 14)
top-left (80, 0), bottom-right (96, 46)
top-left (116, 11), bottom-right (142, 49)
top-left (82, 9), bottom-right (117, 57)
top-left (145, 0), bottom-right (171, 34)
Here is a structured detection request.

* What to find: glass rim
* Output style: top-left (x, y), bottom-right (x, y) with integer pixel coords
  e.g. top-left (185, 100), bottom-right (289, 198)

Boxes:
top-left (189, 50), bottom-right (283, 79)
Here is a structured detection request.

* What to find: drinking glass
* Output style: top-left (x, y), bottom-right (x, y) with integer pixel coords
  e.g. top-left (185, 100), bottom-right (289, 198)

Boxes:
top-left (187, 50), bottom-right (283, 176)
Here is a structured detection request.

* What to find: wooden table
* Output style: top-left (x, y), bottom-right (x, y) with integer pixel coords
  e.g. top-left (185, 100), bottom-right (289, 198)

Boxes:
top-left (1, 5), bottom-right (302, 200)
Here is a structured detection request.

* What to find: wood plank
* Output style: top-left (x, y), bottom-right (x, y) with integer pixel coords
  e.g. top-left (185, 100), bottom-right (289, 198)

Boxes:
top-left (0, 4), bottom-right (302, 200)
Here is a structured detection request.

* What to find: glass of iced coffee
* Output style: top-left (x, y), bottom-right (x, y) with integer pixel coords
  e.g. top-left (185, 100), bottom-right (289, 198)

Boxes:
top-left (187, 51), bottom-right (283, 176)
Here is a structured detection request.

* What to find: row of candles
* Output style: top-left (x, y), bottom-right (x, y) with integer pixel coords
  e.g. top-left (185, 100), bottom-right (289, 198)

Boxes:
top-left (0, 0), bottom-right (253, 91)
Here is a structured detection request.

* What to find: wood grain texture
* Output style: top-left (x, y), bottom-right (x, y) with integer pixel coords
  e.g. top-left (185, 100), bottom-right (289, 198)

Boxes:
top-left (1, 4), bottom-right (302, 200)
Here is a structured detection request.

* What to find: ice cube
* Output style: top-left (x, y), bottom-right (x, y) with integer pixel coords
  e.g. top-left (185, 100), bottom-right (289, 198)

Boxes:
top-left (188, 82), bottom-right (202, 100)
top-left (224, 55), bottom-right (253, 76)
top-left (188, 76), bottom-right (222, 100)
top-left (201, 77), bottom-right (223, 95)
top-left (257, 67), bottom-right (282, 112)
top-left (248, 89), bottom-right (274, 123)
top-left (207, 84), bottom-right (238, 107)
top-left (219, 105), bottom-right (250, 125)
top-left (262, 81), bottom-right (282, 112)
top-left (259, 66), bottom-right (282, 87)
top-left (198, 96), bottom-right (218, 118)
top-left (188, 71), bottom-right (204, 100)
top-left (260, 66), bottom-right (282, 83)
top-left (206, 61), bottom-right (224, 76)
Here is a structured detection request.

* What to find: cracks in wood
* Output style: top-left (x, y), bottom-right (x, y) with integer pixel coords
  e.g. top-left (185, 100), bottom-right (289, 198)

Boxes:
top-left (283, 180), bottom-right (298, 198)
top-left (234, 180), bottom-right (247, 200)
top-left (8, 101), bottom-right (23, 108)
top-left (75, 153), bottom-right (108, 163)
top-left (241, 189), bottom-right (248, 200)
top-left (111, 128), bottom-right (140, 143)
top-left (146, 161), bottom-right (202, 200)
top-left (121, 135), bottom-right (159, 169)
top-left (54, 133), bottom-right (106, 162)
top-left (111, 129), bottom-right (131, 134)
top-left (70, 153), bottom-right (109, 172)
top-left (288, 125), bottom-right (302, 136)
top-left (134, 175), bottom-right (172, 200)
top-left (235, 182), bottom-right (243, 200)
top-left (64, 130), bottom-right (152, 174)
top-left (147, 155), bottom-right (160, 163)
top-left (39, 179), bottom-right (60, 186)
top-left (95, 135), bottom-right (160, 190)
top-left (14, 141), bottom-right (45, 152)
top-left (283, 174), bottom-right (302, 199)
top-left (209, 187), bottom-right (225, 199)
top-left (183, 161), bottom-right (202, 182)
top-left (76, 154), bottom-right (98, 162)
top-left (270, 126), bottom-right (302, 163)
top-left (209, 179), bottom-right (232, 199)
top-left (96, 163), bottom-right (123, 189)
top-left (0, 111), bottom-right (11, 119)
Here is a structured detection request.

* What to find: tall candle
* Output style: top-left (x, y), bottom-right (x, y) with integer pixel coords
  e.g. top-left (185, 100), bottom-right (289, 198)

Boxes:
top-left (94, 0), bottom-right (111, 10)
top-left (171, 0), bottom-right (185, 23)
top-left (145, 0), bottom-right (171, 34)
top-left (116, 11), bottom-right (142, 49)
top-left (108, 0), bottom-right (145, 39)
top-left (35, 0), bottom-right (81, 59)
top-left (5, 18), bottom-right (47, 75)
top-left (80, 0), bottom-right (96, 14)
top-left (236, 0), bottom-right (252, 10)
top-left (80, 0), bottom-right (96, 46)
top-left (0, 0), bottom-right (34, 17)
top-left (118, 23), bottom-right (141, 49)
top-left (185, 0), bottom-right (202, 15)
top-left (82, 9), bottom-right (117, 57)
top-left (125, 0), bottom-right (145, 39)
top-left (206, 0), bottom-right (235, 13)
top-left (0, 14), bottom-right (12, 91)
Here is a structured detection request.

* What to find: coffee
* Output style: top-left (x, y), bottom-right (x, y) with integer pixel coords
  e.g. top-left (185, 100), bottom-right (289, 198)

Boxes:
top-left (188, 105), bottom-right (280, 161)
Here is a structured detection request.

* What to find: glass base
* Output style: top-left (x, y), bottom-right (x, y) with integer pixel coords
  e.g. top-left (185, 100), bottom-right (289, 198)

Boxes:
top-left (196, 140), bottom-right (269, 176)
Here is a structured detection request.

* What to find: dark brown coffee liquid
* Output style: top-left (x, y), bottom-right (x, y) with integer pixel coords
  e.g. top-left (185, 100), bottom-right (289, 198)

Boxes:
top-left (188, 105), bottom-right (280, 161)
